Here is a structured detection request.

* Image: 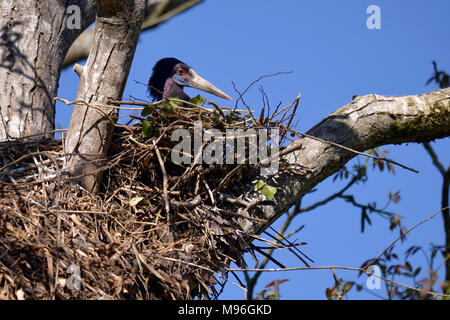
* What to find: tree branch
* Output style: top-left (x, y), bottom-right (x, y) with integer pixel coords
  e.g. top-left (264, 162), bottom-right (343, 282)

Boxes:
top-left (62, 0), bottom-right (203, 69)
top-left (240, 88), bottom-right (450, 237)
top-left (423, 142), bottom-right (446, 176)
top-left (423, 142), bottom-right (450, 283)
top-left (64, 0), bottom-right (147, 192)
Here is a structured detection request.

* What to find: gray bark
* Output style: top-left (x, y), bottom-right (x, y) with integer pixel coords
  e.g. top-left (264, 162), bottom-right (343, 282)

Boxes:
top-left (63, 0), bottom-right (146, 192)
top-left (0, 0), bottom-right (96, 141)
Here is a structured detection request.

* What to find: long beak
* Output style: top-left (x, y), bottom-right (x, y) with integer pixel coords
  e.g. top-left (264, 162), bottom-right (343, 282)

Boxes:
top-left (187, 69), bottom-right (232, 100)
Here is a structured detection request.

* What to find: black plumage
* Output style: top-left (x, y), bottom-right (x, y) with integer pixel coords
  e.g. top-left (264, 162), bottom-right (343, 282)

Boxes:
top-left (148, 57), bottom-right (186, 101)
top-left (148, 57), bottom-right (232, 102)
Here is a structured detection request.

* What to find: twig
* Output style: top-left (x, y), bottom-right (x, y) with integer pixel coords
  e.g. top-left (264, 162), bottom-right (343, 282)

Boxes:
top-left (330, 268), bottom-right (345, 300)
top-left (55, 97), bottom-right (135, 134)
top-left (233, 71), bottom-right (293, 111)
top-left (1, 129), bottom-right (68, 140)
top-left (0, 151), bottom-right (56, 172)
top-left (154, 141), bottom-right (170, 215)
top-left (216, 208), bottom-right (268, 224)
top-left (423, 142), bottom-right (447, 176)
top-left (289, 128), bottom-right (419, 174)
top-left (253, 242), bottom-right (307, 250)
top-left (265, 227), bottom-right (313, 266)
top-left (213, 164), bottom-right (244, 194)
top-left (202, 178), bottom-right (215, 206)
top-left (365, 206), bottom-right (449, 269)
top-left (55, 97), bottom-right (146, 111)
top-left (299, 176), bottom-right (358, 213)
top-left (284, 93), bottom-right (301, 131)
top-left (226, 265), bottom-right (450, 298)
top-left (249, 243), bottom-right (286, 269)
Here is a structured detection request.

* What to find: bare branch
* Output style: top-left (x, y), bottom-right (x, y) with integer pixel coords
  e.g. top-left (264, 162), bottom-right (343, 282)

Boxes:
top-left (423, 142), bottom-right (446, 176)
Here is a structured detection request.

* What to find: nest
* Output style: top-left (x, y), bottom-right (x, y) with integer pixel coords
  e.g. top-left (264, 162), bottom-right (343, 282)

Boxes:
top-left (0, 96), bottom-right (304, 299)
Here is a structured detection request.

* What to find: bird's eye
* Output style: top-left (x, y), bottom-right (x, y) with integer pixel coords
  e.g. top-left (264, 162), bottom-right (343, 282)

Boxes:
top-left (177, 68), bottom-right (185, 76)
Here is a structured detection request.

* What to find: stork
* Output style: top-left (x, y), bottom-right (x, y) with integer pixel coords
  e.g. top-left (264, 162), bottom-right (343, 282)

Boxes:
top-left (148, 57), bottom-right (232, 102)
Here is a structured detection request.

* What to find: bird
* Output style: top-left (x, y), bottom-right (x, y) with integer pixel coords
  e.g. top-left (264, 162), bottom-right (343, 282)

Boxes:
top-left (148, 57), bottom-right (232, 102)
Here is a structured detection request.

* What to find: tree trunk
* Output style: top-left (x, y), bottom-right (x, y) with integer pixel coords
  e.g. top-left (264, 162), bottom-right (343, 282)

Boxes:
top-left (442, 170), bottom-right (450, 283)
top-left (63, 0), bottom-right (146, 192)
top-left (0, 1), bottom-right (96, 141)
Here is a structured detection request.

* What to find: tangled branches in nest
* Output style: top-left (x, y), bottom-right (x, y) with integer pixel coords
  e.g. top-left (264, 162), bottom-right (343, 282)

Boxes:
top-left (0, 94), bottom-right (306, 299)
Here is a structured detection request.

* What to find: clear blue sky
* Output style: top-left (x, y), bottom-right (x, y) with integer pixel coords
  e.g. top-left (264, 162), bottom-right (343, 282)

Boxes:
top-left (56, 0), bottom-right (450, 299)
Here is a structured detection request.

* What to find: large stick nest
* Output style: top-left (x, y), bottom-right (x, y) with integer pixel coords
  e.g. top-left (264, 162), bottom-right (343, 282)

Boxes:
top-left (0, 96), bottom-right (304, 299)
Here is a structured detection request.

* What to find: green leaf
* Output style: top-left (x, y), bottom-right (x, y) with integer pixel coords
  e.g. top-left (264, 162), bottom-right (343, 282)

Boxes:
top-left (163, 98), bottom-right (182, 113)
top-left (255, 180), bottom-right (266, 192)
top-left (141, 105), bottom-right (153, 117)
top-left (254, 180), bottom-right (278, 200)
top-left (141, 119), bottom-right (154, 138)
top-left (263, 185), bottom-right (277, 200)
top-left (169, 98), bottom-right (182, 108)
top-left (189, 94), bottom-right (206, 106)
top-left (342, 281), bottom-right (354, 294)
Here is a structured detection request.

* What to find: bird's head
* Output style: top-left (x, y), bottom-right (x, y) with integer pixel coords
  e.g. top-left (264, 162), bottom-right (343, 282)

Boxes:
top-left (148, 57), bottom-right (232, 101)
